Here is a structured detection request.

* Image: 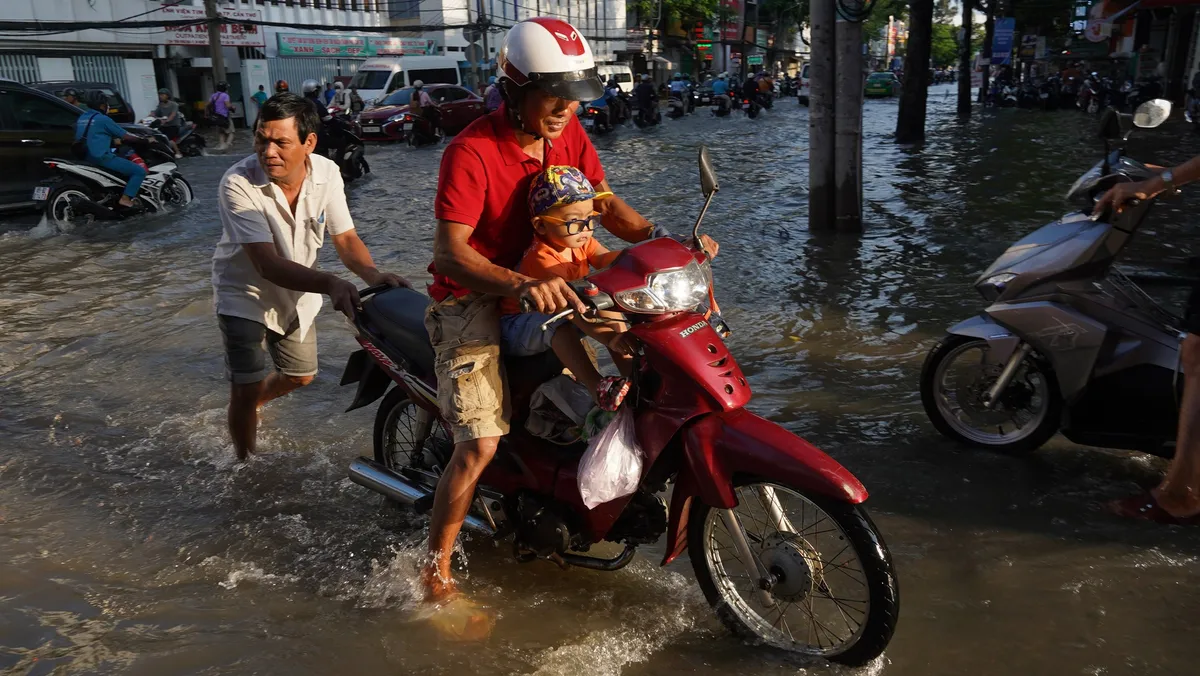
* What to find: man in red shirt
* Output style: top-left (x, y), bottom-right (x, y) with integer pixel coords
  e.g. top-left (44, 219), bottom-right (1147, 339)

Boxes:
top-left (423, 18), bottom-right (716, 617)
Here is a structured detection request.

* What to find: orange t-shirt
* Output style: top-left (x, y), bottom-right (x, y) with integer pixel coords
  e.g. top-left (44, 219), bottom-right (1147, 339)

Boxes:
top-left (500, 236), bottom-right (619, 314)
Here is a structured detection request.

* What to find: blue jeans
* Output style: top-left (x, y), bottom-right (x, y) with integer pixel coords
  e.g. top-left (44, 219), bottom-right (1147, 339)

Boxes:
top-left (93, 153), bottom-right (146, 199)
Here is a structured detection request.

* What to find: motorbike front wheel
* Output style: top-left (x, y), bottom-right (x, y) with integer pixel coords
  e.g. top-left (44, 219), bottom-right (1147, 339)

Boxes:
top-left (162, 175), bottom-right (194, 208)
top-left (920, 335), bottom-right (1061, 454)
top-left (688, 480), bottom-right (899, 666)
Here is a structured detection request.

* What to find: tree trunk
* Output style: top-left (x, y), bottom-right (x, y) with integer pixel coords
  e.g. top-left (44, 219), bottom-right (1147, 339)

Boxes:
top-left (978, 2), bottom-right (995, 103)
top-left (896, 0), bottom-right (934, 143)
top-left (957, 0), bottom-right (973, 118)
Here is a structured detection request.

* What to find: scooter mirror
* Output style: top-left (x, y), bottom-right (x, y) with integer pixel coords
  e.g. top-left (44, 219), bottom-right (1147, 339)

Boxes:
top-left (1133, 99), bottom-right (1172, 128)
top-left (698, 145), bottom-right (719, 196)
top-left (1097, 108), bottom-right (1122, 140)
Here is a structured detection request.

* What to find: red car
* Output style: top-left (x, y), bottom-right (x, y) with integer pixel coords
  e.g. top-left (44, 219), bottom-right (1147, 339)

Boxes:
top-left (357, 84), bottom-right (488, 141)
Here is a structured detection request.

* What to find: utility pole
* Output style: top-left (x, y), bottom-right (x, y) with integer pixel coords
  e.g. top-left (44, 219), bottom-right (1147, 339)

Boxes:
top-left (203, 0), bottom-right (226, 86)
top-left (957, 0), bottom-right (973, 118)
top-left (834, 0), bottom-right (863, 231)
top-left (808, 0), bottom-right (836, 230)
top-left (474, 0), bottom-right (490, 92)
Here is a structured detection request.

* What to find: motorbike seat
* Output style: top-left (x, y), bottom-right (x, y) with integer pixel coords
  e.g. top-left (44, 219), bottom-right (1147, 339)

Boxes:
top-left (360, 288), bottom-right (569, 417)
top-left (360, 287), bottom-right (437, 380)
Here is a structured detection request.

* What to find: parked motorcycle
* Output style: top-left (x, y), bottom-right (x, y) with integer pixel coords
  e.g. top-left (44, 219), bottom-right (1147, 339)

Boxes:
top-left (920, 100), bottom-right (1182, 456)
top-left (1076, 74), bottom-right (1102, 114)
top-left (343, 147), bottom-right (899, 666)
top-left (324, 111), bottom-right (370, 181)
top-left (32, 145), bottom-right (193, 228)
top-left (1125, 76), bottom-right (1164, 113)
top-left (138, 115), bottom-right (206, 157)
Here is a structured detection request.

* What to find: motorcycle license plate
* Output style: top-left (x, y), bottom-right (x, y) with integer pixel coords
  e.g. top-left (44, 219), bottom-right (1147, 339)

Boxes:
top-left (402, 123), bottom-right (414, 131)
top-left (361, 126), bottom-right (381, 134)
top-left (582, 118), bottom-right (595, 128)
top-left (31, 186), bottom-right (50, 201)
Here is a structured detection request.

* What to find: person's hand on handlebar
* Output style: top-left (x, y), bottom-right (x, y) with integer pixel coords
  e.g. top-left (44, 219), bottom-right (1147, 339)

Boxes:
top-left (518, 277), bottom-right (586, 315)
top-left (362, 269), bottom-right (411, 289)
top-left (1094, 179), bottom-right (1160, 216)
top-left (326, 276), bottom-right (362, 318)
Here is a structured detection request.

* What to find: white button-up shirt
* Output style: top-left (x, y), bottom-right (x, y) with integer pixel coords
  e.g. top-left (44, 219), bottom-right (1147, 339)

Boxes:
top-left (211, 153), bottom-right (354, 338)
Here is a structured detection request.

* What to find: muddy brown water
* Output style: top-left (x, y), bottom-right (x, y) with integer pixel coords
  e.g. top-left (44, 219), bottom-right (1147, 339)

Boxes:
top-left (4, 87), bottom-right (1200, 675)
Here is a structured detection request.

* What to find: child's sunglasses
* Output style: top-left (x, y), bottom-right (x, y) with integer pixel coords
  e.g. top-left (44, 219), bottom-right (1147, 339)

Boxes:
top-left (538, 211), bottom-right (602, 235)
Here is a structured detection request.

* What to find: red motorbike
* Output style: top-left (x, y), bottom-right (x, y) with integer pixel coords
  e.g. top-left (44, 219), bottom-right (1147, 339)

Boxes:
top-left (342, 148), bottom-right (899, 665)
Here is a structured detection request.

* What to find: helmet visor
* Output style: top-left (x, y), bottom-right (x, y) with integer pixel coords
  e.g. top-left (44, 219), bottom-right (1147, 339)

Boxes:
top-left (530, 68), bottom-right (604, 102)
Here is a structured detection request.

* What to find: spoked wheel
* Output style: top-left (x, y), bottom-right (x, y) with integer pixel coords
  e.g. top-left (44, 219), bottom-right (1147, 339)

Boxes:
top-left (688, 480), bottom-right (899, 666)
top-left (46, 182), bottom-right (95, 229)
top-left (372, 388), bottom-right (452, 495)
top-left (920, 335), bottom-right (1061, 454)
top-left (162, 176), bottom-right (193, 207)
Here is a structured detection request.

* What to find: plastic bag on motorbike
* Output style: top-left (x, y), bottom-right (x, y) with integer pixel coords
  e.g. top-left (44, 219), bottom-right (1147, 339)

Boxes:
top-left (577, 406), bottom-right (643, 509)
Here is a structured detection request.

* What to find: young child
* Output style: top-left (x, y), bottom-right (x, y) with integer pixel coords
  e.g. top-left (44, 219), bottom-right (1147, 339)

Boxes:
top-left (500, 166), bottom-right (634, 411)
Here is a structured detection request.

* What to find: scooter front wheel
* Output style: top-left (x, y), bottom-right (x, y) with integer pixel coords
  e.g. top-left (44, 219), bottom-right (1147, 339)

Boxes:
top-left (919, 335), bottom-right (1061, 454)
top-left (688, 480), bottom-right (898, 666)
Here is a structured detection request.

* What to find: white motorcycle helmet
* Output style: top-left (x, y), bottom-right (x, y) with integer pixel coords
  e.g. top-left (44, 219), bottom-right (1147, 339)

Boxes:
top-left (498, 18), bottom-right (604, 105)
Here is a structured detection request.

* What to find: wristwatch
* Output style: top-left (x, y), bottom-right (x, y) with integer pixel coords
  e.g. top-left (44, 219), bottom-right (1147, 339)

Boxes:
top-left (1161, 169), bottom-right (1176, 193)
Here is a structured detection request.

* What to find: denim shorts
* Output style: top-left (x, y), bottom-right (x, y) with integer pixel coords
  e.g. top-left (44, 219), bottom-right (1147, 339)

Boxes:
top-left (500, 312), bottom-right (568, 357)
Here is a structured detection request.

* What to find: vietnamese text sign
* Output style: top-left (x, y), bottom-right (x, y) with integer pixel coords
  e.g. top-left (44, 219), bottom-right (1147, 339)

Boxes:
top-left (1020, 34), bottom-right (1037, 58)
top-left (278, 34), bottom-right (369, 57)
top-left (162, 6), bottom-right (264, 47)
top-left (368, 37), bottom-right (436, 56)
top-left (991, 17), bottom-right (1015, 65)
top-left (747, 54), bottom-right (763, 65)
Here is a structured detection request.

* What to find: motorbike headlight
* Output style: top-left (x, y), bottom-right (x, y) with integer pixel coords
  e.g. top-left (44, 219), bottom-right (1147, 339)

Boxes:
top-left (978, 272), bottom-right (1017, 300)
top-left (615, 260), bottom-right (710, 314)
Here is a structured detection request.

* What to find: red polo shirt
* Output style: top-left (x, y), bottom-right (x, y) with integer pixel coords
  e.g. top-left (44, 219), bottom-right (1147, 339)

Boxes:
top-left (428, 104), bottom-right (605, 301)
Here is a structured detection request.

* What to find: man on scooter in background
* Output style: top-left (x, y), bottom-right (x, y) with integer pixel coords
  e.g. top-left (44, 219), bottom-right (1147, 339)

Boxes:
top-left (74, 89), bottom-right (146, 210)
top-left (1096, 156), bottom-right (1200, 523)
top-left (633, 73), bottom-right (658, 120)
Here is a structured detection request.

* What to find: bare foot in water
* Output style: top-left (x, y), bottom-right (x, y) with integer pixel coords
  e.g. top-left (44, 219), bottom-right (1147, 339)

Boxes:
top-left (421, 566), bottom-right (495, 640)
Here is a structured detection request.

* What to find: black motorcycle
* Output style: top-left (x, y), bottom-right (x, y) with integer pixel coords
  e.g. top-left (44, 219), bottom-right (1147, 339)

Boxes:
top-left (711, 94), bottom-right (732, 117)
top-left (633, 102), bottom-right (661, 128)
top-left (325, 112), bottom-right (369, 181)
top-left (744, 95), bottom-right (762, 119)
top-left (580, 103), bottom-right (614, 134)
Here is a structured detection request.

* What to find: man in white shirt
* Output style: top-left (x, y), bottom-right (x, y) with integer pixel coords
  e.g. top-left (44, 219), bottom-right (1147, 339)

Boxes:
top-left (213, 93), bottom-right (407, 460)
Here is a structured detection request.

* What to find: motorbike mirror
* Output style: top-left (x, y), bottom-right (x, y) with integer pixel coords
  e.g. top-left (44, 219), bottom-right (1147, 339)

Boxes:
top-left (1133, 99), bottom-right (1172, 128)
top-left (698, 145), bottom-right (719, 197)
top-left (1097, 108), bottom-right (1122, 140)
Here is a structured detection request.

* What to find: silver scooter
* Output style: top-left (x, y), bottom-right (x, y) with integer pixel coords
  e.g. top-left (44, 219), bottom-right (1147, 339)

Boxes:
top-left (920, 99), bottom-right (1182, 456)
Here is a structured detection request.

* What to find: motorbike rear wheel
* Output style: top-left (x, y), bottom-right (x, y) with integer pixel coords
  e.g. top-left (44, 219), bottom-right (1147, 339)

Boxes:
top-left (372, 388), bottom-right (452, 495)
top-left (688, 480), bottom-right (898, 666)
top-left (45, 180), bottom-right (96, 229)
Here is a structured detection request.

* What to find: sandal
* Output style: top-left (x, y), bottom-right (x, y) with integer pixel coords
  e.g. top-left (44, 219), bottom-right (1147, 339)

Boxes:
top-left (1108, 493), bottom-right (1200, 526)
top-left (596, 376), bottom-right (631, 412)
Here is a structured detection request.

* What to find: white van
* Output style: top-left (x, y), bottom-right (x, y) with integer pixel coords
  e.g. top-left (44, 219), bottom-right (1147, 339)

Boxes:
top-left (349, 56), bottom-right (465, 106)
top-left (597, 64), bottom-right (635, 93)
top-left (797, 63), bottom-right (810, 105)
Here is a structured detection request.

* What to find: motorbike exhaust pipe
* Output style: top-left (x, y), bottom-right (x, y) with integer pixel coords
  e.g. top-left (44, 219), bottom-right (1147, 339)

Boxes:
top-left (348, 457), bottom-right (496, 537)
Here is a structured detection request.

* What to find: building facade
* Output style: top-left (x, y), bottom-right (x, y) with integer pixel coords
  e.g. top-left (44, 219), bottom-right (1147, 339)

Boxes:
top-left (1, 0), bottom-right (388, 123)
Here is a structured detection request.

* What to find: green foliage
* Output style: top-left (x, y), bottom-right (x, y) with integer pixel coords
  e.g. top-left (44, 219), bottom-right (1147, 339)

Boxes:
top-left (628, 0), bottom-right (722, 26)
top-left (931, 22), bottom-right (958, 67)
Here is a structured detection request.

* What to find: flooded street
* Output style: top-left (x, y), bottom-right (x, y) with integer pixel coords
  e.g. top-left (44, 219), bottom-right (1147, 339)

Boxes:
top-left (6, 85), bottom-right (1200, 675)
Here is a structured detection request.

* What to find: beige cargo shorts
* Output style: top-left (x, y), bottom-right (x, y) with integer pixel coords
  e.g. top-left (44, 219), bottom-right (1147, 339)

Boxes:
top-left (424, 292), bottom-right (511, 444)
